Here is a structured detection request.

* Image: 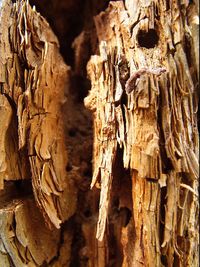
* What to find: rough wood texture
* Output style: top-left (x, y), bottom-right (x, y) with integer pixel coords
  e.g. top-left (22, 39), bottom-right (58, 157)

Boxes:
top-left (0, 196), bottom-right (60, 266)
top-left (0, 182), bottom-right (74, 267)
top-left (0, 0), bottom-right (77, 229)
top-left (0, 0), bottom-right (199, 266)
top-left (85, 0), bottom-right (199, 266)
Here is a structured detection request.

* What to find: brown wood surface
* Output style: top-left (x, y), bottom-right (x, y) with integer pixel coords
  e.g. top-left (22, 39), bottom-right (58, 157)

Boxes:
top-left (0, 0), bottom-right (199, 266)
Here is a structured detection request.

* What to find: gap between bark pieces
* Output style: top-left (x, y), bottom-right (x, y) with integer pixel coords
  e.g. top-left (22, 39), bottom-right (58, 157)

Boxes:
top-left (125, 67), bottom-right (167, 94)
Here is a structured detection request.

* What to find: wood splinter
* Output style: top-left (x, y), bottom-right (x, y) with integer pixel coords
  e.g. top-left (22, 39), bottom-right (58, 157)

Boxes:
top-left (125, 67), bottom-right (166, 94)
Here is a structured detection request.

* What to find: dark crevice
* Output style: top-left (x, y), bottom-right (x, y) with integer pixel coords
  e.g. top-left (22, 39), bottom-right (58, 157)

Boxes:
top-left (29, 0), bottom-right (84, 66)
top-left (0, 180), bottom-right (33, 209)
top-left (8, 256), bottom-right (16, 267)
top-left (66, 163), bottom-right (73, 172)
top-left (70, 74), bottom-right (92, 103)
top-left (48, 219), bottom-right (74, 266)
top-left (3, 93), bottom-right (32, 185)
top-left (160, 185), bottom-right (167, 247)
top-left (161, 254), bottom-right (168, 266)
top-left (6, 112), bottom-right (28, 186)
top-left (28, 0), bottom-right (109, 103)
top-left (13, 179), bottom-right (33, 196)
top-left (166, 1), bottom-right (170, 11)
top-left (184, 33), bottom-right (192, 67)
top-left (146, 177), bottom-right (158, 183)
top-left (137, 29), bottom-right (159, 48)
top-left (68, 127), bottom-right (78, 138)
top-left (23, 1), bottom-right (122, 267)
top-left (120, 207), bottom-right (132, 227)
top-left (157, 81), bottom-right (174, 173)
top-left (69, 216), bottom-right (86, 267)
top-left (3, 92), bottom-right (17, 110)
top-left (108, 146), bottom-right (133, 267)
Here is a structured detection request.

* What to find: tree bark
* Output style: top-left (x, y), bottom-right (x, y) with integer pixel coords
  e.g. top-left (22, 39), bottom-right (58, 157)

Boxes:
top-left (0, 0), bottom-right (199, 266)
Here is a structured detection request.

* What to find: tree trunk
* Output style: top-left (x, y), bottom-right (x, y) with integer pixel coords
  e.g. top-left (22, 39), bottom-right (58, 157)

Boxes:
top-left (0, 0), bottom-right (199, 266)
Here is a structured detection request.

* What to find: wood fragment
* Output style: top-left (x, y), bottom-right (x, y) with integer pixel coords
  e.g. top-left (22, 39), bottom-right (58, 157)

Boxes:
top-left (0, 0), bottom-right (76, 229)
top-left (85, 1), bottom-right (199, 265)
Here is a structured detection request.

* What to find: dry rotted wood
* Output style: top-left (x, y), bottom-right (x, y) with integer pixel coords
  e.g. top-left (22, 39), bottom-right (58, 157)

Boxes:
top-left (0, 0), bottom-right (199, 266)
top-left (85, 1), bottom-right (199, 266)
top-left (0, 0), bottom-right (77, 229)
top-left (0, 196), bottom-right (60, 267)
top-left (0, 0), bottom-right (77, 265)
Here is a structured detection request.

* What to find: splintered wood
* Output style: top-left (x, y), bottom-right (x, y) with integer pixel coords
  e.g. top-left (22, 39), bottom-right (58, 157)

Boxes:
top-left (85, 1), bottom-right (199, 266)
top-left (0, 197), bottom-right (60, 266)
top-left (0, 0), bottom-right (76, 230)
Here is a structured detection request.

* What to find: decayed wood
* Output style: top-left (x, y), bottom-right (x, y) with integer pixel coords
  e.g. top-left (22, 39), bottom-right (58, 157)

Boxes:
top-left (0, 1), bottom-right (78, 265)
top-left (0, 0), bottom-right (77, 230)
top-left (0, 196), bottom-right (60, 267)
top-left (85, 0), bottom-right (199, 266)
top-left (0, 0), bottom-right (199, 266)
top-left (0, 181), bottom-right (74, 267)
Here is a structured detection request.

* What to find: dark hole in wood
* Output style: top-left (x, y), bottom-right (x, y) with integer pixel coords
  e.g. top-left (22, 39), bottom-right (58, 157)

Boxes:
top-left (83, 168), bottom-right (92, 178)
top-left (66, 163), bottom-right (72, 172)
top-left (68, 127), bottom-right (77, 137)
top-left (120, 207), bottom-right (132, 227)
top-left (83, 209), bottom-right (92, 218)
top-left (161, 255), bottom-right (168, 266)
top-left (137, 29), bottom-right (159, 48)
